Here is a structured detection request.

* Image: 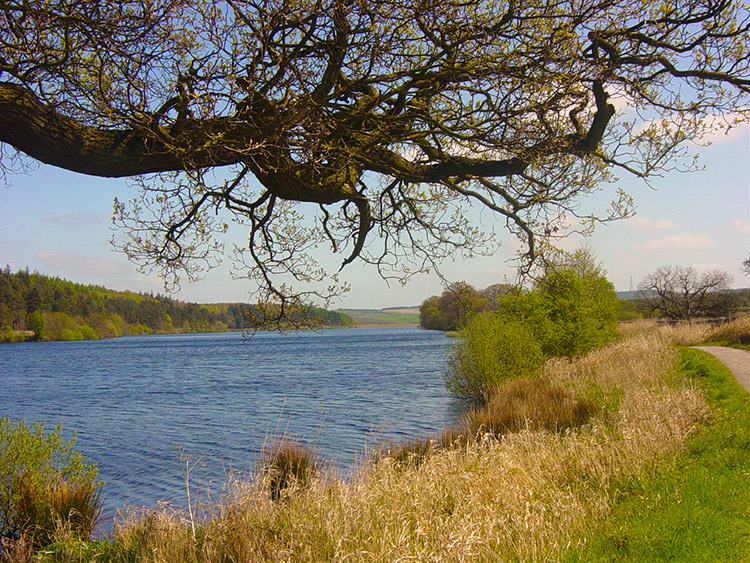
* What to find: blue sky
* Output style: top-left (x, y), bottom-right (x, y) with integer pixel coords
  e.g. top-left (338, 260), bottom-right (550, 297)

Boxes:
top-left (1, 124), bottom-right (748, 309)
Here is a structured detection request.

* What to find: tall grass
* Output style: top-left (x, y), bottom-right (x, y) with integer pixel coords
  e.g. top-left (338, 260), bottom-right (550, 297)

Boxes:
top-left (617, 313), bottom-right (750, 348)
top-left (462, 377), bottom-right (599, 437)
top-left (15, 474), bottom-right (101, 548)
top-left (52, 330), bottom-right (707, 563)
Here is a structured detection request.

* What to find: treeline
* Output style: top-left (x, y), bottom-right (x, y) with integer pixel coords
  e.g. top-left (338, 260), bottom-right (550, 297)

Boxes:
top-left (435, 250), bottom-right (622, 402)
top-left (419, 282), bottom-right (513, 331)
top-left (0, 268), bottom-right (352, 342)
top-left (421, 269), bottom-right (750, 332)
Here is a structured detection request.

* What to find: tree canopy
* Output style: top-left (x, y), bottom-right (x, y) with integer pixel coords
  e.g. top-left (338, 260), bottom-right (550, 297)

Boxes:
top-left (1, 1), bottom-right (748, 321)
top-left (636, 265), bottom-right (734, 320)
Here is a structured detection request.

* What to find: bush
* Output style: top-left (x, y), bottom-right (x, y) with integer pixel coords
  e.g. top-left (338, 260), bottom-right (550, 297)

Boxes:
top-left (496, 261), bottom-right (620, 359)
top-left (462, 377), bottom-right (599, 437)
top-left (59, 328), bottom-right (82, 341)
top-left (78, 324), bottom-right (98, 340)
top-left (15, 473), bottom-right (101, 548)
top-left (444, 313), bottom-right (545, 403)
top-left (260, 439), bottom-right (318, 501)
top-left (0, 417), bottom-right (100, 548)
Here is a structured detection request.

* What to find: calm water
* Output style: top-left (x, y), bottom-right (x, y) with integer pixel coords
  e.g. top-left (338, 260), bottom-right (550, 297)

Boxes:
top-left (0, 327), bottom-right (458, 530)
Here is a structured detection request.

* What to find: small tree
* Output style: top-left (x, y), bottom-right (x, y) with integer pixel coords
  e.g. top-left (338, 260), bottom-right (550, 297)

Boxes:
top-left (0, 417), bottom-right (100, 546)
top-left (26, 310), bottom-right (45, 340)
top-left (496, 249), bottom-right (620, 358)
top-left (419, 281), bottom-right (487, 331)
top-left (445, 313), bottom-right (545, 403)
top-left (637, 266), bottom-right (733, 321)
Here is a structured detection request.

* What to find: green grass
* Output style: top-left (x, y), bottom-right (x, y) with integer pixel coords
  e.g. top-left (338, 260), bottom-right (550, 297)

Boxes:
top-left (561, 348), bottom-right (750, 563)
top-left (337, 308), bottom-right (420, 325)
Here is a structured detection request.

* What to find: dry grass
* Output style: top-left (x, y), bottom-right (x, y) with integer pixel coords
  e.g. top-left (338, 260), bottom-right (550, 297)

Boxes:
top-left (463, 377), bottom-right (599, 437)
top-left (14, 474), bottom-right (101, 549)
top-left (617, 313), bottom-right (750, 347)
top-left (93, 330), bottom-right (710, 563)
top-left (706, 313), bottom-right (750, 345)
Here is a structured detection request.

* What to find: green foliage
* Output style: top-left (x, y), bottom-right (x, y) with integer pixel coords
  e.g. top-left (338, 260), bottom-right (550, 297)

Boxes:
top-left (0, 417), bottom-right (99, 545)
top-left (0, 268), bottom-right (353, 340)
top-left (26, 310), bottom-right (45, 339)
top-left (445, 313), bottom-right (545, 402)
top-left (496, 251), bottom-right (620, 358)
top-left (444, 250), bottom-right (620, 402)
top-left (618, 299), bottom-right (643, 321)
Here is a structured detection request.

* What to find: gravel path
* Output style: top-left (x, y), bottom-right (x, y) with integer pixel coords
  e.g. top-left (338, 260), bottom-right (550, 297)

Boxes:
top-left (692, 346), bottom-right (750, 394)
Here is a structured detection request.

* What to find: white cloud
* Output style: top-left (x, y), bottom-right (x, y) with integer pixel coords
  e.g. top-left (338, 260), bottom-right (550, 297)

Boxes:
top-left (633, 111), bottom-right (749, 146)
top-left (697, 113), bottom-right (749, 144)
top-left (624, 217), bottom-right (679, 232)
top-left (35, 251), bottom-right (133, 279)
top-left (632, 232), bottom-right (715, 252)
top-left (731, 220), bottom-right (750, 234)
top-left (43, 212), bottom-right (104, 228)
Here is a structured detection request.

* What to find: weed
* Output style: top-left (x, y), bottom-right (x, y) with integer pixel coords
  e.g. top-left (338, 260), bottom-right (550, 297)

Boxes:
top-left (463, 377), bottom-right (599, 438)
top-left (260, 439), bottom-right (318, 501)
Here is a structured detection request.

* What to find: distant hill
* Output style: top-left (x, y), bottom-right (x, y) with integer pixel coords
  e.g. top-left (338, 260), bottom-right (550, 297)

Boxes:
top-left (337, 307), bottom-right (420, 326)
top-left (0, 268), bottom-right (353, 342)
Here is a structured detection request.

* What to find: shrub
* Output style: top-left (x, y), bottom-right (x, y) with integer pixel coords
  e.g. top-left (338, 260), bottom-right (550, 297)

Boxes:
top-left (260, 439), bottom-right (318, 501)
top-left (0, 417), bottom-right (100, 547)
top-left (444, 313), bottom-right (545, 403)
top-left (59, 328), bottom-right (82, 341)
top-left (707, 313), bottom-right (750, 346)
top-left (463, 377), bottom-right (599, 438)
top-left (496, 258), bottom-right (620, 359)
top-left (77, 324), bottom-right (98, 340)
top-left (26, 311), bottom-right (46, 340)
top-left (15, 473), bottom-right (101, 548)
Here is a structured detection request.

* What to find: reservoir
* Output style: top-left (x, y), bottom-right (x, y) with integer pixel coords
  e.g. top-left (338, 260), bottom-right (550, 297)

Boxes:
top-left (0, 327), bottom-right (458, 529)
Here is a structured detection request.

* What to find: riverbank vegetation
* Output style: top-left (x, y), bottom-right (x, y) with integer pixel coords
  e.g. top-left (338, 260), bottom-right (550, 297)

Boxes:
top-left (3, 316), bottom-right (748, 562)
top-left (0, 418), bottom-right (100, 558)
top-left (421, 267), bottom-right (749, 333)
top-left (444, 250), bottom-right (621, 402)
top-left (0, 268), bottom-right (353, 342)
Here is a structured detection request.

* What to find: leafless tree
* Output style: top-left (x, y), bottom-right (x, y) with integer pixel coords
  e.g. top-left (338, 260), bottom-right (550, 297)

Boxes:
top-left (637, 265), bottom-right (734, 321)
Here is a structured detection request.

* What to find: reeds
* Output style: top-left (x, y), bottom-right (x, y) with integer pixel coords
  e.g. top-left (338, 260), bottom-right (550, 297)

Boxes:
top-left (99, 330), bottom-right (709, 563)
top-left (463, 376), bottom-right (599, 437)
top-left (14, 473), bottom-right (101, 549)
top-left (259, 439), bottom-right (319, 501)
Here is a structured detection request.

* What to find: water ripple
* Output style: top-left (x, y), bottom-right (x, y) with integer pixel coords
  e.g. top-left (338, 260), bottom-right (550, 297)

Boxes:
top-left (0, 327), bottom-right (460, 532)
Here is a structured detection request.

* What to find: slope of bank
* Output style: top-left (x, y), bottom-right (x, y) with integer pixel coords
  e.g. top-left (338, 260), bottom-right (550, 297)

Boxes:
top-left (562, 347), bottom-right (750, 562)
top-left (337, 307), bottom-right (420, 326)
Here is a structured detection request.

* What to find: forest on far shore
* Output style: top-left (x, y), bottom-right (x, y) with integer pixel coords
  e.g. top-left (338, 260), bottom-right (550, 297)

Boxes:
top-left (0, 267), bottom-right (353, 342)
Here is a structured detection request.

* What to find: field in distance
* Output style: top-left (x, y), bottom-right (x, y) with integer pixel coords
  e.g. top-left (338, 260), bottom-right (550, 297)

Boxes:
top-left (336, 307), bottom-right (420, 326)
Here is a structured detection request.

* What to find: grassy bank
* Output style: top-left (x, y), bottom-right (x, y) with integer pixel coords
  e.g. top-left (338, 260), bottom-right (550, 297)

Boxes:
top-left (7, 317), bottom-right (747, 562)
top-left (561, 347), bottom-right (750, 562)
top-left (27, 332), bottom-right (713, 562)
top-left (336, 308), bottom-right (420, 326)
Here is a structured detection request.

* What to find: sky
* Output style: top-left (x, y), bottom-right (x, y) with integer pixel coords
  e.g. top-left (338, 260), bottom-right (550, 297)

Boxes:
top-left (1, 123), bottom-right (748, 309)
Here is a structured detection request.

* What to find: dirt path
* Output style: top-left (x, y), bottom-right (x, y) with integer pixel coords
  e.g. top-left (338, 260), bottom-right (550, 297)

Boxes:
top-left (692, 346), bottom-right (750, 394)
